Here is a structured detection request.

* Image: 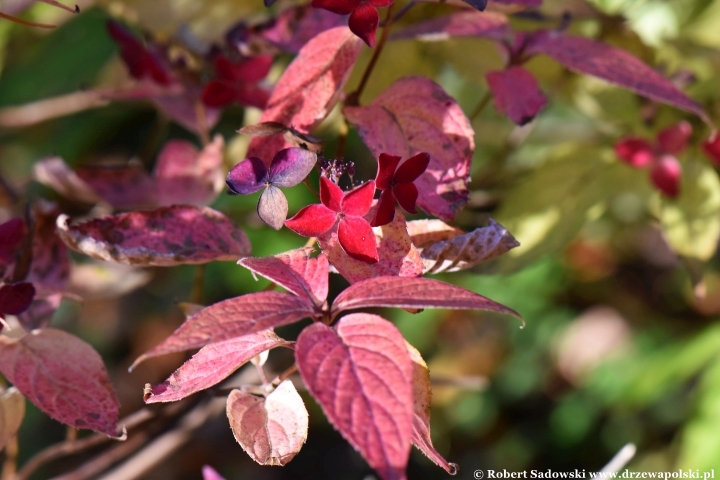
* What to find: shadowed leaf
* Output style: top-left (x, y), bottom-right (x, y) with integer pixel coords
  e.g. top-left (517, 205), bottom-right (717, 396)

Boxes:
top-left (344, 77), bottom-right (474, 220)
top-left (332, 277), bottom-right (521, 319)
top-left (33, 157), bottom-right (102, 205)
top-left (56, 206), bottom-right (251, 266)
top-left (145, 331), bottom-right (292, 403)
top-left (486, 66), bottom-right (547, 125)
top-left (0, 329), bottom-right (120, 436)
top-left (227, 380), bottom-right (308, 466)
top-left (391, 10), bottom-right (511, 42)
top-left (296, 314), bottom-right (413, 480)
top-left (132, 292), bottom-right (314, 368)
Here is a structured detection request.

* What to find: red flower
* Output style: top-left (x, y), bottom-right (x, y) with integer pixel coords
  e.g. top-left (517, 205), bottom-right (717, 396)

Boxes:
top-left (285, 177), bottom-right (378, 263)
top-left (310, 0), bottom-right (394, 47)
top-left (371, 152), bottom-right (429, 227)
top-left (201, 55), bottom-right (273, 109)
top-left (702, 134), bottom-right (720, 165)
top-left (614, 121), bottom-right (691, 198)
top-left (107, 20), bottom-right (173, 86)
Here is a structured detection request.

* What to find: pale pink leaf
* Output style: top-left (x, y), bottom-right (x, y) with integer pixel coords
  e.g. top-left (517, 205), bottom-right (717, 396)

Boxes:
top-left (332, 277), bottom-right (521, 319)
top-left (406, 343), bottom-right (456, 474)
top-left (75, 162), bottom-right (156, 209)
top-left (260, 5), bottom-right (347, 54)
top-left (0, 387), bottom-right (24, 453)
top-left (202, 466), bottom-right (226, 480)
top-left (227, 380), bottom-right (308, 466)
top-left (317, 208), bottom-right (423, 284)
top-left (344, 76), bottom-right (475, 220)
top-left (405, 219), bottom-right (463, 247)
top-left (296, 314), bottom-right (413, 480)
top-left (239, 248), bottom-right (329, 305)
top-left (56, 206), bottom-right (251, 266)
top-left (132, 292), bottom-right (314, 368)
top-left (248, 27), bottom-right (362, 163)
top-left (486, 66), bottom-right (547, 125)
top-left (526, 31), bottom-right (707, 120)
top-left (0, 329), bottom-right (120, 436)
top-left (145, 330), bottom-right (292, 403)
top-left (32, 157), bottom-right (101, 205)
top-left (409, 218), bottom-right (520, 274)
top-left (391, 11), bottom-right (511, 42)
top-left (155, 135), bottom-right (225, 206)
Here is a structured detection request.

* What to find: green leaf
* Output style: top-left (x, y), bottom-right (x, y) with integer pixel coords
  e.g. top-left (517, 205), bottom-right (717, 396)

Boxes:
top-left (660, 158), bottom-right (720, 262)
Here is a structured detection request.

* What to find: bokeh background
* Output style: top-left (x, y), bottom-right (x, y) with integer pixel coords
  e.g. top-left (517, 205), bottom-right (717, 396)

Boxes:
top-left (2, 0), bottom-right (720, 478)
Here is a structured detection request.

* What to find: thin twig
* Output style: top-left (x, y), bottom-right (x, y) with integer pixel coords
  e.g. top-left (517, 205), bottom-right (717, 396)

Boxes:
top-left (336, 118), bottom-right (349, 159)
top-left (271, 364), bottom-right (298, 386)
top-left (0, 11), bottom-right (55, 28)
top-left (591, 443), bottom-right (636, 479)
top-left (194, 101), bottom-right (211, 146)
top-left (303, 179), bottom-right (319, 198)
top-left (388, 0), bottom-right (418, 24)
top-left (469, 91), bottom-right (492, 121)
top-left (347, 3), bottom-right (397, 106)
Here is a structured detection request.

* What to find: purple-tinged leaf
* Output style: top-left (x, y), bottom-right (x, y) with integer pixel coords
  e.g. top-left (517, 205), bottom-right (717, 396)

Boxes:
top-left (344, 76), bottom-right (475, 221)
top-left (406, 343), bottom-right (456, 474)
top-left (296, 314), bottom-right (413, 480)
top-left (145, 331), bottom-right (292, 403)
top-left (486, 67), bottom-right (547, 125)
top-left (0, 218), bottom-right (25, 264)
top-left (318, 208), bottom-right (423, 284)
top-left (26, 202), bottom-right (69, 291)
top-left (391, 11), bottom-right (511, 42)
top-left (75, 162), bottom-right (155, 209)
top-left (239, 248), bottom-right (329, 306)
top-left (268, 148), bottom-right (317, 187)
top-left (0, 283), bottom-right (35, 317)
top-left (408, 218), bottom-right (520, 274)
top-left (526, 31), bottom-right (708, 121)
top-left (0, 329), bottom-right (120, 436)
top-left (33, 157), bottom-right (102, 205)
top-left (0, 387), bottom-right (24, 453)
top-left (332, 277), bottom-right (521, 319)
top-left (227, 380), bottom-right (308, 466)
top-left (132, 292), bottom-right (314, 368)
top-left (56, 206), bottom-right (251, 267)
top-left (258, 185), bottom-right (289, 231)
top-left (247, 27), bottom-right (362, 163)
top-left (260, 5), bottom-right (347, 54)
top-left (227, 157), bottom-right (269, 195)
top-left (155, 135), bottom-right (225, 207)
top-left (202, 466), bottom-right (226, 480)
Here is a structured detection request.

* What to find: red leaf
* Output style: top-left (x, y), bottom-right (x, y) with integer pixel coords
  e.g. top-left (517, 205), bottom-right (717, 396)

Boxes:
top-left (296, 314), bottom-right (413, 480)
top-left (390, 10), bottom-right (511, 42)
top-left (650, 155), bottom-right (681, 198)
top-left (227, 380), bottom-right (308, 466)
top-left (107, 20), bottom-right (173, 86)
top-left (344, 76), bottom-right (475, 220)
top-left (57, 206), bottom-right (251, 267)
top-left (25, 202), bottom-right (69, 291)
top-left (406, 343), bottom-right (456, 474)
top-left (132, 292), bottom-right (314, 368)
top-left (0, 283), bottom-right (35, 316)
top-left (657, 121), bottom-right (692, 155)
top-left (16, 289), bottom-right (62, 331)
top-left (239, 248), bottom-right (329, 305)
top-left (318, 209), bottom-right (423, 283)
top-left (486, 67), bottom-right (547, 125)
top-left (526, 31), bottom-right (707, 120)
top-left (145, 330), bottom-right (292, 403)
top-left (0, 218), bottom-right (25, 263)
top-left (0, 329), bottom-right (120, 436)
top-left (247, 27), bottom-right (362, 163)
top-left (154, 135), bottom-right (225, 206)
top-left (75, 162), bottom-right (155, 209)
top-left (332, 276), bottom-right (521, 318)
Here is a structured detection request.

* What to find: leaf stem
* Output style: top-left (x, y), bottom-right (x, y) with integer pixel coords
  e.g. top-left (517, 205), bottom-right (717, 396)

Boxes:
top-left (0, 11), bottom-right (55, 28)
top-left (190, 265), bottom-right (205, 305)
top-left (387, 0), bottom-right (417, 24)
top-left (348, 3), bottom-right (396, 106)
top-left (271, 364), bottom-right (298, 386)
top-left (303, 178), bottom-right (319, 198)
top-left (469, 91), bottom-right (492, 121)
top-left (194, 101), bottom-right (211, 146)
top-left (1, 436), bottom-right (19, 480)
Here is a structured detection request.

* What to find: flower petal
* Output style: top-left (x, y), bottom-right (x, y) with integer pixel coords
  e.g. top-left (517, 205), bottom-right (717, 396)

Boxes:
top-left (311, 0), bottom-right (357, 15)
top-left (650, 155), bottom-right (681, 198)
top-left (201, 81), bottom-right (236, 107)
top-left (371, 189), bottom-right (396, 227)
top-left (258, 186), bottom-right (289, 231)
top-left (268, 148), bottom-right (317, 188)
top-left (214, 55), bottom-right (273, 83)
top-left (320, 177), bottom-right (344, 212)
top-left (394, 152), bottom-right (430, 184)
top-left (394, 182), bottom-right (418, 214)
top-left (285, 204), bottom-right (338, 237)
top-left (376, 153), bottom-right (402, 190)
top-left (106, 21), bottom-right (172, 86)
top-left (338, 216), bottom-right (378, 263)
top-left (614, 138), bottom-right (655, 168)
top-left (348, 2), bottom-right (379, 48)
top-left (341, 180), bottom-right (375, 217)
top-left (226, 158), bottom-right (269, 194)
